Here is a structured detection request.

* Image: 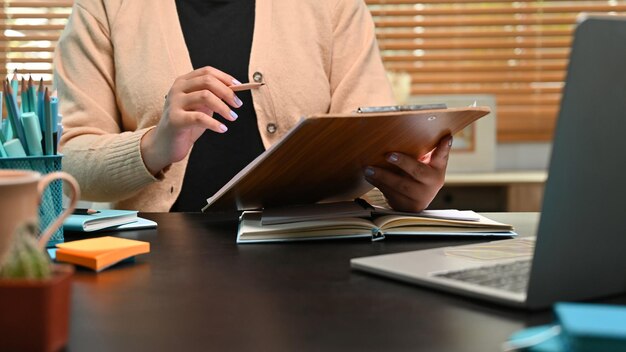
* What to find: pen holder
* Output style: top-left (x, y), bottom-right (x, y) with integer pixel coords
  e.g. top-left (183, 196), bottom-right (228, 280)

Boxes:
top-left (0, 155), bottom-right (64, 247)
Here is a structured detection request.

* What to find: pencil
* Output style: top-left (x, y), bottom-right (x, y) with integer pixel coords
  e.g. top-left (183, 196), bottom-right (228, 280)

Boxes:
top-left (44, 87), bottom-right (53, 155)
top-left (4, 79), bottom-right (29, 155)
top-left (228, 82), bottom-right (264, 92)
top-left (37, 78), bottom-right (44, 129)
top-left (20, 78), bottom-right (28, 113)
top-left (28, 75), bottom-right (36, 113)
top-left (72, 208), bottom-right (100, 215)
top-left (10, 71), bottom-right (19, 102)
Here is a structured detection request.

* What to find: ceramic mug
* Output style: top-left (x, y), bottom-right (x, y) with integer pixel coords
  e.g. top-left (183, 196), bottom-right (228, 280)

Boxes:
top-left (0, 170), bottom-right (80, 264)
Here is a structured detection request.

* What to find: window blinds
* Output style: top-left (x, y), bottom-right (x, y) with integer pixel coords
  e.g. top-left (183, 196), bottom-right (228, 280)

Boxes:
top-left (3, 1), bottom-right (626, 141)
top-left (1, 0), bottom-right (72, 86)
top-left (366, 0), bottom-right (626, 141)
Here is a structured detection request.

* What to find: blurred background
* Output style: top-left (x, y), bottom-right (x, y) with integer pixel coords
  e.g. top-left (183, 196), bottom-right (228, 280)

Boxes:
top-left (3, 0), bottom-right (625, 211)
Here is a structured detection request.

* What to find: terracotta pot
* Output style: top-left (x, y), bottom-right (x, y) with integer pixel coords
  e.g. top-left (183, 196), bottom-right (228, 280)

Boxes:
top-left (0, 264), bottom-right (73, 352)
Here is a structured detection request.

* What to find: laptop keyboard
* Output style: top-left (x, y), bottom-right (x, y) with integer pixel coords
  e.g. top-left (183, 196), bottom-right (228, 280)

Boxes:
top-left (432, 259), bottom-right (532, 294)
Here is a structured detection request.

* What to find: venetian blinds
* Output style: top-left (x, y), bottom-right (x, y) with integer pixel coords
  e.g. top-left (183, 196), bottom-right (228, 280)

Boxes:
top-left (366, 0), bottom-right (626, 141)
top-left (1, 0), bottom-right (72, 86)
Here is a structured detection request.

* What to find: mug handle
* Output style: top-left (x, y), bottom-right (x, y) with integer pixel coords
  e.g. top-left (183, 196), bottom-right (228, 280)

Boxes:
top-left (36, 171), bottom-right (81, 250)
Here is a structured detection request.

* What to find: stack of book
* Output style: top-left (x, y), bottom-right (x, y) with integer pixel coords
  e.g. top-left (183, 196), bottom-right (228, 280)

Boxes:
top-left (237, 200), bottom-right (515, 243)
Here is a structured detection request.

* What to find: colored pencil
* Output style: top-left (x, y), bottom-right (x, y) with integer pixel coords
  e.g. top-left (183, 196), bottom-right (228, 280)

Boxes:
top-left (4, 79), bottom-right (29, 155)
top-left (44, 87), bottom-right (53, 155)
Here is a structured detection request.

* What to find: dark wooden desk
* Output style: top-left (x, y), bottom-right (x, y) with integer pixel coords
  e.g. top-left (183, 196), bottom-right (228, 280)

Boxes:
top-left (64, 213), bottom-right (626, 352)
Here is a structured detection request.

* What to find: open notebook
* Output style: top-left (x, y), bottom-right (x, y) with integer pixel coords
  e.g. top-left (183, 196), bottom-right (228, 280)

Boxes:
top-left (237, 200), bottom-right (515, 243)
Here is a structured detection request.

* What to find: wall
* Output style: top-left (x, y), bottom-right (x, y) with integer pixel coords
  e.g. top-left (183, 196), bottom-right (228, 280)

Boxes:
top-left (496, 142), bottom-right (552, 171)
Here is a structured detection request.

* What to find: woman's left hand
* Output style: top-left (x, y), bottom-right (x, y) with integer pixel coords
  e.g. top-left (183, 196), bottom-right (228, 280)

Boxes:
top-left (364, 135), bottom-right (453, 212)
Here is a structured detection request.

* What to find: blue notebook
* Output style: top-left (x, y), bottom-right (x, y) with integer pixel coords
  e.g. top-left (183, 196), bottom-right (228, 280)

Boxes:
top-left (111, 216), bottom-right (157, 231)
top-left (63, 209), bottom-right (140, 232)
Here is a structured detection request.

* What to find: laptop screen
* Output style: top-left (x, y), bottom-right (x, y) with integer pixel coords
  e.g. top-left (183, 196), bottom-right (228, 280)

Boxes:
top-left (527, 15), bottom-right (626, 308)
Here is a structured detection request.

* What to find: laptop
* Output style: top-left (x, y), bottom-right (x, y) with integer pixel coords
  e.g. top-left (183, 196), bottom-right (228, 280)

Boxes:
top-left (350, 15), bottom-right (626, 310)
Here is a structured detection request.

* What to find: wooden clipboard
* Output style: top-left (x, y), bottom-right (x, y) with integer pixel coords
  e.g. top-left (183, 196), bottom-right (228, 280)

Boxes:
top-left (202, 106), bottom-right (490, 211)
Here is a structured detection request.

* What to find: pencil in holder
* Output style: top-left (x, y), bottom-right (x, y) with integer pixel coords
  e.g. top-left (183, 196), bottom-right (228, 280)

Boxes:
top-left (0, 155), bottom-right (64, 247)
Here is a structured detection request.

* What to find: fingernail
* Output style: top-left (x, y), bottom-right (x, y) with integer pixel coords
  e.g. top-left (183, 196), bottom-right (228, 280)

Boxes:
top-left (219, 124), bottom-right (228, 132)
top-left (229, 110), bottom-right (238, 120)
top-left (448, 136), bottom-right (453, 147)
top-left (234, 95), bottom-right (243, 107)
top-left (232, 79), bottom-right (242, 85)
top-left (387, 153), bottom-right (399, 163)
top-left (364, 167), bottom-right (375, 177)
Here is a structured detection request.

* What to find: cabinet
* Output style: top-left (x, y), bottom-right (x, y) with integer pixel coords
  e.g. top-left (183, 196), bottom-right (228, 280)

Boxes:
top-left (429, 171), bottom-right (547, 212)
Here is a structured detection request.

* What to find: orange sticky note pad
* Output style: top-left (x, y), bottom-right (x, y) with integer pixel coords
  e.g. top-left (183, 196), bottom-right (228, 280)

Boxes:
top-left (55, 236), bottom-right (150, 272)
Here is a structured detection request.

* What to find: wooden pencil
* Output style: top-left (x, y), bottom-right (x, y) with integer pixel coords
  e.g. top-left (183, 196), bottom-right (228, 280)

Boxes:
top-left (229, 82), bottom-right (265, 92)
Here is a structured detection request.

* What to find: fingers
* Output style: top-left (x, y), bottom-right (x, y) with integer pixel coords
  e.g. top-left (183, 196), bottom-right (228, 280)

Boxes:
top-left (183, 66), bottom-right (237, 87)
top-left (182, 74), bottom-right (243, 109)
top-left (185, 111), bottom-right (229, 133)
top-left (182, 90), bottom-right (239, 122)
top-left (384, 135), bottom-right (452, 184)
top-left (172, 66), bottom-right (243, 111)
top-left (165, 104), bottom-right (227, 132)
top-left (363, 135), bottom-right (453, 212)
top-left (365, 166), bottom-right (421, 197)
top-left (384, 152), bottom-right (439, 187)
top-left (428, 135), bottom-right (453, 170)
top-left (364, 167), bottom-right (432, 212)
top-left (377, 185), bottom-right (426, 213)
top-left (166, 66), bottom-right (245, 130)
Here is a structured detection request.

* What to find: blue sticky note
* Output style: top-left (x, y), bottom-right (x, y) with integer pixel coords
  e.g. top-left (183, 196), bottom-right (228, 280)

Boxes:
top-left (556, 302), bottom-right (626, 351)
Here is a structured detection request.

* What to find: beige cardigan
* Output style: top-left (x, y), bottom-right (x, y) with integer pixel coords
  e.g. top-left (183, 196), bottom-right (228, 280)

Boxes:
top-left (54, 0), bottom-right (395, 212)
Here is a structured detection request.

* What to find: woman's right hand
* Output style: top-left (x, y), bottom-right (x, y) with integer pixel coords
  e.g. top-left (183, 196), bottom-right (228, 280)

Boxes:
top-left (140, 66), bottom-right (244, 175)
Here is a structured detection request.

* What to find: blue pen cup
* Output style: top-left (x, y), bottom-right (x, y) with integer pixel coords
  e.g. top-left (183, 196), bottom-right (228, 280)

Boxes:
top-left (0, 155), bottom-right (64, 247)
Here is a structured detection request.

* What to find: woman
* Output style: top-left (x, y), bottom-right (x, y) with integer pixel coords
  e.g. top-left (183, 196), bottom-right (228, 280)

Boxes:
top-left (54, 0), bottom-right (451, 212)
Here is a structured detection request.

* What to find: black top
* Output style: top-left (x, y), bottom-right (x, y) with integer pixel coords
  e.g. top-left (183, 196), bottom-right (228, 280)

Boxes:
top-left (171, 0), bottom-right (264, 212)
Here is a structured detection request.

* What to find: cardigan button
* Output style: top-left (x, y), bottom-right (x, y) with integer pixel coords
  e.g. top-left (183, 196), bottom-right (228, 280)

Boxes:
top-left (253, 72), bottom-right (263, 83)
top-left (266, 123), bottom-right (277, 134)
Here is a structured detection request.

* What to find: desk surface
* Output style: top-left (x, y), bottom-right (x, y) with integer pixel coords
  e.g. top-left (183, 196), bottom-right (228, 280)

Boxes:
top-left (65, 212), bottom-right (626, 352)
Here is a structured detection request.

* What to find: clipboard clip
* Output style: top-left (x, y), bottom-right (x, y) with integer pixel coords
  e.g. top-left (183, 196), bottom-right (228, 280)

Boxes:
top-left (356, 103), bottom-right (448, 114)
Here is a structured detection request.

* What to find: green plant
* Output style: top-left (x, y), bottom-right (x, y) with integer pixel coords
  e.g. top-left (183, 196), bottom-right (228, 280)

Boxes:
top-left (0, 222), bottom-right (51, 279)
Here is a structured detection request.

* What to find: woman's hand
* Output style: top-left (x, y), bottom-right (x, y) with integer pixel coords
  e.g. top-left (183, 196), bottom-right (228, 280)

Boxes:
top-left (141, 66), bottom-right (243, 175)
top-left (364, 135), bottom-right (453, 212)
